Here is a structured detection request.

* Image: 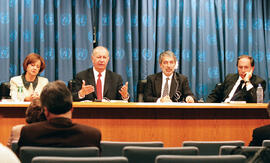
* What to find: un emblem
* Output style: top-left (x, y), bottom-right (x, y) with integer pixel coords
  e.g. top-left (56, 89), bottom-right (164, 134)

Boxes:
top-left (157, 16), bottom-right (165, 27)
top-left (23, 30), bottom-right (31, 42)
top-left (115, 15), bottom-right (123, 26)
top-left (208, 67), bottom-right (219, 79)
top-left (126, 66), bottom-right (132, 77)
top-left (9, 64), bottom-right (17, 76)
top-left (9, 0), bottom-right (17, 8)
top-left (125, 32), bottom-right (131, 43)
top-left (142, 48), bottom-right (152, 61)
top-left (76, 48), bottom-right (88, 61)
top-left (102, 14), bottom-right (110, 26)
top-left (131, 15), bottom-right (138, 27)
top-left (143, 15), bottom-right (151, 27)
top-left (115, 48), bottom-right (125, 60)
top-left (252, 51), bottom-right (264, 63)
top-left (59, 48), bottom-right (72, 60)
top-left (24, 0), bottom-right (31, 8)
top-left (207, 34), bottom-right (217, 45)
top-left (225, 51), bottom-right (234, 62)
top-left (182, 49), bottom-right (191, 62)
top-left (239, 19), bottom-right (247, 30)
top-left (184, 17), bottom-right (191, 28)
top-left (0, 47), bottom-right (9, 59)
top-left (253, 19), bottom-right (262, 30)
top-left (132, 49), bottom-right (139, 61)
top-left (197, 51), bottom-right (206, 62)
top-left (76, 14), bottom-right (87, 26)
top-left (61, 14), bottom-right (71, 26)
top-left (45, 14), bottom-right (54, 25)
top-left (0, 12), bottom-right (9, 24)
top-left (226, 18), bottom-right (234, 29)
top-left (9, 30), bottom-right (17, 42)
top-left (44, 48), bottom-right (55, 60)
top-left (40, 30), bottom-right (44, 42)
top-left (265, 20), bottom-right (270, 31)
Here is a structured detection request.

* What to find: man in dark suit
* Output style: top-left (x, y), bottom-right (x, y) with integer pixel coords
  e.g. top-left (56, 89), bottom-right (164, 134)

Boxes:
top-left (249, 102), bottom-right (270, 146)
top-left (18, 80), bottom-right (101, 149)
top-left (206, 55), bottom-right (266, 103)
top-left (72, 46), bottom-right (129, 101)
top-left (144, 50), bottom-right (196, 103)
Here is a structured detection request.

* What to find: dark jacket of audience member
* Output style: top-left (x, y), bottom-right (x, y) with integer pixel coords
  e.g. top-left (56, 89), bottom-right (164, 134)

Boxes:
top-left (249, 102), bottom-right (270, 146)
top-left (17, 81), bottom-right (101, 150)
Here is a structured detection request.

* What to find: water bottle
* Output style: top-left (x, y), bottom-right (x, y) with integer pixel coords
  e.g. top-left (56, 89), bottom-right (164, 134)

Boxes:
top-left (256, 84), bottom-right (263, 103)
top-left (17, 86), bottom-right (24, 102)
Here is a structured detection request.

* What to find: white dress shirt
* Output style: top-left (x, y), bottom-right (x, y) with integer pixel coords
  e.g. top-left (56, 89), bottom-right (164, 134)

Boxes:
top-left (157, 73), bottom-right (173, 102)
top-left (224, 76), bottom-right (254, 102)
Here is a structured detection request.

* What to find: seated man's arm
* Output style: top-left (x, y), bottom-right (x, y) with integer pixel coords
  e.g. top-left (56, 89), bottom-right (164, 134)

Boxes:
top-left (245, 76), bottom-right (266, 103)
top-left (206, 83), bottom-right (224, 103)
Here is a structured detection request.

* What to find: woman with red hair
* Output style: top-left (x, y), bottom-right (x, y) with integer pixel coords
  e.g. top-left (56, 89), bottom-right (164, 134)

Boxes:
top-left (10, 53), bottom-right (48, 101)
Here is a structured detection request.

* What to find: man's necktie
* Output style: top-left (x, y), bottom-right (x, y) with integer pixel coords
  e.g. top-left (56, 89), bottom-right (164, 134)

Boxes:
top-left (96, 73), bottom-right (102, 100)
top-left (231, 80), bottom-right (245, 101)
top-left (162, 78), bottom-right (169, 97)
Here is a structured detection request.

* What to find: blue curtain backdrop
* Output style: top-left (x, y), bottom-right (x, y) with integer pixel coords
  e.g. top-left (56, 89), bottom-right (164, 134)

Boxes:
top-left (0, 0), bottom-right (269, 102)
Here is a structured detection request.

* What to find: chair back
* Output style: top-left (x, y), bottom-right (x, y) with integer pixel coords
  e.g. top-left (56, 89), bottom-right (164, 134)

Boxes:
top-left (262, 140), bottom-right (270, 147)
top-left (156, 155), bottom-right (246, 163)
top-left (123, 146), bottom-right (198, 163)
top-left (67, 79), bottom-right (76, 92)
top-left (32, 156), bottom-right (128, 163)
top-left (0, 81), bottom-right (10, 100)
top-left (100, 141), bottom-right (163, 156)
top-left (19, 146), bottom-right (99, 163)
top-left (137, 80), bottom-right (147, 102)
top-left (219, 145), bottom-right (264, 155)
top-left (182, 140), bottom-right (245, 155)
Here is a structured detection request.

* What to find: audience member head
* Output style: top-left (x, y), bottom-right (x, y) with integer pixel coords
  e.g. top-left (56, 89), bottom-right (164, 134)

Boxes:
top-left (23, 53), bottom-right (46, 74)
top-left (25, 99), bottom-right (46, 124)
top-left (158, 50), bottom-right (177, 77)
top-left (91, 46), bottom-right (110, 73)
top-left (40, 80), bottom-right (73, 116)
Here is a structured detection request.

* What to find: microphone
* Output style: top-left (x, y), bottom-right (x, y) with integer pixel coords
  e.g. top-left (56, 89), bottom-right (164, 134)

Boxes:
top-left (172, 71), bottom-right (182, 102)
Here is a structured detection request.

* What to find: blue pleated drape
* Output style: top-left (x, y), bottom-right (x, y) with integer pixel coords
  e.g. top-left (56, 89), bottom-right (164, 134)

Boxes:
top-left (0, 0), bottom-right (269, 102)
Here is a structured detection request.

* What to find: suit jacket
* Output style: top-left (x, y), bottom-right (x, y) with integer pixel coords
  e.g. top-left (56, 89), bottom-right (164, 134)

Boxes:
top-left (206, 73), bottom-right (266, 103)
top-left (72, 68), bottom-right (123, 101)
top-left (249, 124), bottom-right (270, 146)
top-left (143, 72), bottom-right (196, 102)
top-left (10, 76), bottom-right (49, 100)
top-left (18, 117), bottom-right (101, 149)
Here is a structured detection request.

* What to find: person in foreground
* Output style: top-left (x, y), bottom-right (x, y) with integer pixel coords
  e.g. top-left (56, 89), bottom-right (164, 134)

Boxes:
top-left (18, 81), bottom-right (101, 149)
top-left (7, 99), bottom-right (46, 148)
top-left (10, 53), bottom-right (48, 101)
top-left (72, 46), bottom-right (129, 101)
top-left (0, 143), bottom-right (20, 163)
top-left (206, 55), bottom-right (266, 103)
top-left (249, 102), bottom-right (270, 146)
top-left (143, 50), bottom-right (196, 103)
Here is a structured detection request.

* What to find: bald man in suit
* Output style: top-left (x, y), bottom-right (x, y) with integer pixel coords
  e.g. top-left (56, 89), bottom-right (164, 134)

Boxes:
top-left (72, 46), bottom-right (129, 101)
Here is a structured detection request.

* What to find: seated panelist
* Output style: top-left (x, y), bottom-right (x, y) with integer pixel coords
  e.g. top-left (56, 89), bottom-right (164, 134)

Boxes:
top-left (72, 46), bottom-right (129, 101)
top-left (10, 53), bottom-right (48, 102)
top-left (206, 55), bottom-right (266, 103)
top-left (143, 50), bottom-right (196, 103)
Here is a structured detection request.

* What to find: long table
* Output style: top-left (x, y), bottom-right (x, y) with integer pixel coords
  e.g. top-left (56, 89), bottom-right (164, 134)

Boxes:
top-left (0, 102), bottom-right (269, 146)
